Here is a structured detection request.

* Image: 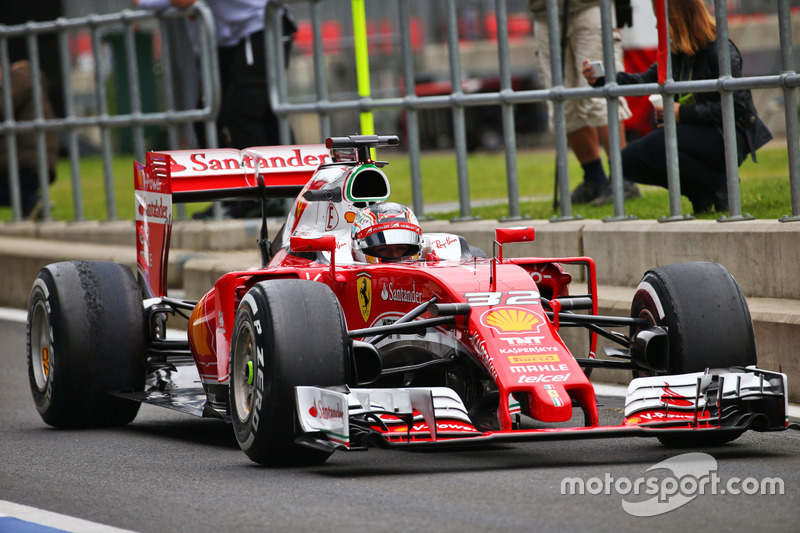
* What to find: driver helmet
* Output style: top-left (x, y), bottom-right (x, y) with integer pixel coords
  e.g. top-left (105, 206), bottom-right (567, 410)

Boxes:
top-left (352, 202), bottom-right (422, 263)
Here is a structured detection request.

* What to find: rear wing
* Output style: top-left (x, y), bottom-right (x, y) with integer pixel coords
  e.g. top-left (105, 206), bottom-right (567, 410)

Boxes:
top-left (134, 144), bottom-right (330, 298)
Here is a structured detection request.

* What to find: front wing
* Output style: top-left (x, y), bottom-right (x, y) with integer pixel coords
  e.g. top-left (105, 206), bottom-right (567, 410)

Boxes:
top-left (294, 367), bottom-right (787, 452)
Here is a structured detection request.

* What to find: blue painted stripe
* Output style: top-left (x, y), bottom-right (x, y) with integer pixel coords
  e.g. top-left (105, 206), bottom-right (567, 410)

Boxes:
top-left (0, 517), bottom-right (68, 532)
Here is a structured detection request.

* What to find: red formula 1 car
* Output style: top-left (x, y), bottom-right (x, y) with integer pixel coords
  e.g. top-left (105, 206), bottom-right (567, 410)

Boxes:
top-left (26, 135), bottom-right (788, 465)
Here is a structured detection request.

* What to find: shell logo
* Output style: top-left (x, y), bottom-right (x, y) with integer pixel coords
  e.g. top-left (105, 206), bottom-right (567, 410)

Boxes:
top-left (480, 307), bottom-right (545, 333)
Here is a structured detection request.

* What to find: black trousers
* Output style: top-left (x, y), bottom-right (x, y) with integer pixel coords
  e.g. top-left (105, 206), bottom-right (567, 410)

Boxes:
top-left (216, 30), bottom-right (281, 150)
top-left (621, 123), bottom-right (747, 204)
top-left (0, 169), bottom-right (42, 214)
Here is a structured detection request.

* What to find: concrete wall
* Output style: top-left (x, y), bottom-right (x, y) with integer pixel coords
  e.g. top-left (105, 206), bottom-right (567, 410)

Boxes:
top-left (1, 217), bottom-right (798, 401)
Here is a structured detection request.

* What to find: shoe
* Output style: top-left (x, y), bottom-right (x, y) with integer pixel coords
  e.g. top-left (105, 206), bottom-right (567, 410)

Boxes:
top-left (23, 197), bottom-right (44, 220)
top-left (570, 181), bottom-right (605, 204)
top-left (624, 180), bottom-right (642, 199)
top-left (713, 187), bottom-right (728, 212)
top-left (589, 180), bottom-right (642, 207)
top-left (690, 195), bottom-right (713, 214)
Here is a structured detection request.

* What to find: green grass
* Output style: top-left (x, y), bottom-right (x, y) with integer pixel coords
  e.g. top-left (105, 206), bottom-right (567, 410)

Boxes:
top-left (383, 145), bottom-right (795, 221)
top-left (0, 145), bottom-right (793, 222)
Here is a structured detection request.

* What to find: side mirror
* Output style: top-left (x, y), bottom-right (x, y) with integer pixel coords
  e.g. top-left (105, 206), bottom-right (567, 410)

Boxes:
top-left (290, 234), bottom-right (337, 254)
top-left (492, 227), bottom-right (535, 289)
top-left (290, 235), bottom-right (339, 279)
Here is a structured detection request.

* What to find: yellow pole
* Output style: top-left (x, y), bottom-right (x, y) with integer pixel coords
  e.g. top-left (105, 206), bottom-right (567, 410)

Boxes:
top-left (352, 0), bottom-right (375, 140)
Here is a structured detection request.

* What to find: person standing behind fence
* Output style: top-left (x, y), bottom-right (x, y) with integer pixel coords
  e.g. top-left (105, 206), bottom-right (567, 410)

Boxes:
top-left (528, 0), bottom-right (641, 206)
top-left (0, 60), bottom-right (58, 219)
top-left (584, 0), bottom-right (772, 214)
top-left (138, 0), bottom-right (294, 218)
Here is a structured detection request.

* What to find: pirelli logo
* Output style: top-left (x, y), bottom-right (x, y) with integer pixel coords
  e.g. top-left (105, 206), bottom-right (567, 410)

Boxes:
top-left (508, 353), bottom-right (559, 364)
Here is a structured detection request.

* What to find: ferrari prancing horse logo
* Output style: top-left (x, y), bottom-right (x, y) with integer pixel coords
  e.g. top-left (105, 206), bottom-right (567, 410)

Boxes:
top-left (357, 273), bottom-right (372, 323)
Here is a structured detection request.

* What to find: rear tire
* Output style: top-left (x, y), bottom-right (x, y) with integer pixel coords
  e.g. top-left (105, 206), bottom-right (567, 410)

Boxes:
top-left (229, 279), bottom-right (348, 466)
top-left (27, 261), bottom-right (146, 428)
top-left (629, 262), bottom-right (756, 447)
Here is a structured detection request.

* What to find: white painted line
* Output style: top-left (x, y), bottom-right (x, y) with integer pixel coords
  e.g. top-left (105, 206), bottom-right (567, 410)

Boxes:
top-left (0, 500), bottom-right (138, 533)
top-left (593, 383), bottom-right (627, 398)
top-left (0, 308), bottom-right (27, 324)
top-left (0, 307), bottom-right (186, 339)
top-left (1, 307), bottom-right (797, 419)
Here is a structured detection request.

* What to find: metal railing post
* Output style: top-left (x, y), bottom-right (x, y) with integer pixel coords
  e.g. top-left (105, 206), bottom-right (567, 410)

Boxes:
top-left (545, 0), bottom-right (575, 221)
top-left (310, 1), bottom-right (331, 140)
top-left (778, 0), bottom-right (800, 222)
top-left (26, 31), bottom-right (53, 220)
top-left (598, 0), bottom-right (630, 221)
top-left (658, 0), bottom-right (686, 222)
top-left (57, 18), bottom-right (84, 221)
top-left (714, 0), bottom-right (751, 222)
top-left (495, 0), bottom-right (523, 221)
top-left (0, 37), bottom-right (22, 220)
top-left (444, 0), bottom-right (474, 221)
top-left (398, 0), bottom-right (424, 218)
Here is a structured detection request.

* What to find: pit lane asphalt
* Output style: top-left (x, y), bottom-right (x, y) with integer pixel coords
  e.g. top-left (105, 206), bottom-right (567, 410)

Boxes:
top-left (1, 317), bottom-right (798, 533)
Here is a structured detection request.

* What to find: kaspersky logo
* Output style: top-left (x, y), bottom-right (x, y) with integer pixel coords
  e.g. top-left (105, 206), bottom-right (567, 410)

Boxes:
top-left (480, 307), bottom-right (545, 333)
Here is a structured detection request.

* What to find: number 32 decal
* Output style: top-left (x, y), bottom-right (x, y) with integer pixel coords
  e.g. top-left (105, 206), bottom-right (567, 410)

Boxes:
top-left (464, 290), bottom-right (540, 307)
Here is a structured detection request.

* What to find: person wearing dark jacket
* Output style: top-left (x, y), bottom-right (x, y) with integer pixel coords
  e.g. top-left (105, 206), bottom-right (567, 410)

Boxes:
top-left (0, 60), bottom-right (58, 219)
top-left (584, 0), bottom-right (771, 213)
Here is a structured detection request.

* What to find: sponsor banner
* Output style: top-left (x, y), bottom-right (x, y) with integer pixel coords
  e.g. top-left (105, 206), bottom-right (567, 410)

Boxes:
top-left (136, 190), bottom-right (171, 223)
top-left (500, 336), bottom-right (545, 346)
top-left (380, 281), bottom-right (424, 304)
top-left (295, 387), bottom-right (350, 447)
top-left (508, 354), bottom-right (559, 364)
top-left (410, 420), bottom-right (480, 434)
top-left (480, 307), bottom-right (546, 334)
top-left (516, 373), bottom-right (572, 384)
top-left (355, 221), bottom-right (421, 240)
top-left (624, 410), bottom-right (702, 426)
top-left (135, 160), bottom-right (171, 297)
top-left (165, 146), bottom-right (330, 177)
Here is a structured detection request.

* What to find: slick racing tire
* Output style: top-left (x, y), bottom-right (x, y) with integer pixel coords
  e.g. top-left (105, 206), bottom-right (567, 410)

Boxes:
top-left (229, 279), bottom-right (348, 466)
top-left (27, 261), bottom-right (147, 428)
top-left (629, 262), bottom-right (756, 447)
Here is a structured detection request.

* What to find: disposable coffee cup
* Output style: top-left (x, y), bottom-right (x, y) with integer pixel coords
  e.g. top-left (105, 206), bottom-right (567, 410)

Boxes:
top-left (648, 94), bottom-right (663, 108)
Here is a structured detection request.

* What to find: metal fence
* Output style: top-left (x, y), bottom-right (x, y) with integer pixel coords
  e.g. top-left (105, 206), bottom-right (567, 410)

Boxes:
top-left (2, 0), bottom-right (798, 223)
top-left (0, 3), bottom-right (220, 221)
top-left (265, 0), bottom-right (800, 223)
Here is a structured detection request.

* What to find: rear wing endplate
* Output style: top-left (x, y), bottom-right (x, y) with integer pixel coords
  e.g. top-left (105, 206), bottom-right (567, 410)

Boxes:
top-left (134, 144), bottom-right (330, 298)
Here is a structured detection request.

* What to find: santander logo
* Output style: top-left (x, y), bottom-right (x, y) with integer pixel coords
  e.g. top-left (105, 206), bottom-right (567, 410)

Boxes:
top-left (309, 400), bottom-right (343, 422)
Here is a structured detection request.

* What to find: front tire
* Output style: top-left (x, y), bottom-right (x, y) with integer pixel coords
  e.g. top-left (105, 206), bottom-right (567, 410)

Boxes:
top-left (630, 262), bottom-right (756, 374)
top-left (229, 279), bottom-right (348, 465)
top-left (629, 262), bottom-right (756, 447)
top-left (27, 261), bottom-right (146, 428)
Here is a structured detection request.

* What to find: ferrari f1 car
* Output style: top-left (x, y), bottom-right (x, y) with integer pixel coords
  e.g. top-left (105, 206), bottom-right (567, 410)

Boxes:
top-left (27, 135), bottom-right (788, 465)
